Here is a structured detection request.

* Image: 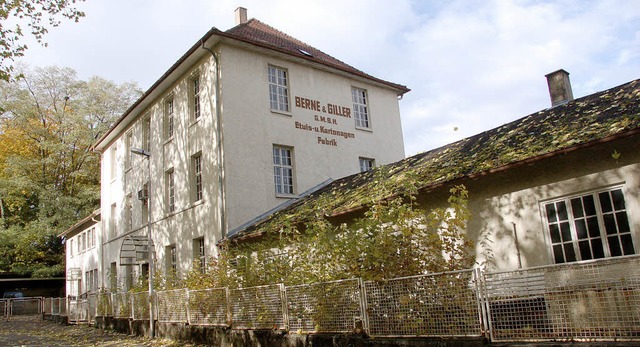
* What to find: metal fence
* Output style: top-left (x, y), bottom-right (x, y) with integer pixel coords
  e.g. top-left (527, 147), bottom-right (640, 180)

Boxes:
top-left (67, 255), bottom-right (640, 343)
top-left (484, 255), bottom-right (640, 342)
top-left (156, 288), bottom-right (188, 323)
top-left (187, 287), bottom-right (228, 326)
top-left (365, 269), bottom-right (482, 337)
top-left (287, 278), bottom-right (364, 333)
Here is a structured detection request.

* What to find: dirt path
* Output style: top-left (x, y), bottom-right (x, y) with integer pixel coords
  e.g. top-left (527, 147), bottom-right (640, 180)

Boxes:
top-left (0, 316), bottom-right (198, 347)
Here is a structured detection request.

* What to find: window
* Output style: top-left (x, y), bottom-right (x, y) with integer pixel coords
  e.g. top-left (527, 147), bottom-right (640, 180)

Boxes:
top-left (110, 144), bottom-right (118, 180)
top-left (194, 237), bottom-right (205, 274)
top-left (166, 169), bottom-right (175, 213)
top-left (125, 132), bottom-right (132, 170)
top-left (352, 87), bottom-right (370, 128)
top-left (192, 153), bottom-right (203, 202)
top-left (268, 66), bottom-right (289, 112)
top-left (69, 239), bottom-right (74, 257)
top-left (82, 232), bottom-right (86, 252)
top-left (110, 262), bottom-right (117, 292)
top-left (544, 187), bottom-right (635, 264)
top-left (167, 245), bottom-right (177, 274)
top-left (125, 194), bottom-right (133, 231)
top-left (142, 182), bottom-right (149, 223)
top-left (190, 74), bottom-right (201, 120)
top-left (359, 157), bottom-right (375, 172)
top-left (273, 145), bottom-right (294, 195)
top-left (110, 203), bottom-right (117, 237)
top-left (89, 227), bottom-right (95, 248)
top-left (143, 115), bottom-right (151, 152)
top-left (164, 96), bottom-right (174, 139)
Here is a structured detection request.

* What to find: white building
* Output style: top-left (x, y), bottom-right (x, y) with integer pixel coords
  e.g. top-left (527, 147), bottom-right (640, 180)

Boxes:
top-left (90, 8), bottom-right (408, 291)
top-left (59, 210), bottom-right (100, 296)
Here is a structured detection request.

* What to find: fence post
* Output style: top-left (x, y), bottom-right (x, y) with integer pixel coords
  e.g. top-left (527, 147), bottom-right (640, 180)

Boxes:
top-left (225, 287), bottom-right (231, 327)
top-left (280, 283), bottom-right (289, 331)
top-left (358, 278), bottom-right (369, 334)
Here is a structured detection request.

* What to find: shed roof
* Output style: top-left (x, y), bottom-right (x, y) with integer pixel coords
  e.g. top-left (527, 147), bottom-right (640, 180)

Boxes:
top-left (224, 77), bottom-right (640, 242)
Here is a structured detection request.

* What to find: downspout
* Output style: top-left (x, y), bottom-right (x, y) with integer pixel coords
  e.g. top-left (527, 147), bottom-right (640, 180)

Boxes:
top-left (201, 40), bottom-right (227, 239)
top-left (511, 222), bottom-right (523, 269)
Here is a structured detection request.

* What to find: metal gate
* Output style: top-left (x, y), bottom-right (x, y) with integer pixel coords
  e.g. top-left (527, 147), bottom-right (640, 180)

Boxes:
top-left (3, 297), bottom-right (44, 318)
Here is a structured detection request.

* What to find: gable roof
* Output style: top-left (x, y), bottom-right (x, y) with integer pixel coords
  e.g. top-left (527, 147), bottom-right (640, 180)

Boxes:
top-left (224, 77), bottom-right (640, 242)
top-left (94, 18), bottom-right (408, 151)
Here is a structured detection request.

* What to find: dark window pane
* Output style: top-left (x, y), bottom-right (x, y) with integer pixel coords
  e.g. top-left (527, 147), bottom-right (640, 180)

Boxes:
top-left (579, 241), bottom-right (592, 260)
top-left (553, 245), bottom-right (565, 263)
top-left (571, 198), bottom-right (584, 218)
top-left (564, 243), bottom-right (576, 262)
top-left (616, 212), bottom-right (630, 233)
top-left (611, 189), bottom-right (625, 210)
top-left (575, 219), bottom-right (588, 239)
top-left (608, 236), bottom-right (622, 257)
top-left (546, 203), bottom-right (557, 223)
top-left (587, 216), bottom-right (601, 238)
top-left (603, 214), bottom-right (617, 235)
top-left (557, 201), bottom-right (568, 221)
top-left (583, 195), bottom-right (596, 215)
top-left (560, 222), bottom-right (572, 242)
top-left (599, 192), bottom-right (613, 213)
top-left (549, 224), bottom-right (561, 243)
top-left (592, 238), bottom-right (605, 259)
top-left (621, 234), bottom-right (635, 255)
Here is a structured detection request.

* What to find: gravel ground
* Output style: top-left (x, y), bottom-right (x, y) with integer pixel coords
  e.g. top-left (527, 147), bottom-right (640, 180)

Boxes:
top-left (0, 316), bottom-right (200, 347)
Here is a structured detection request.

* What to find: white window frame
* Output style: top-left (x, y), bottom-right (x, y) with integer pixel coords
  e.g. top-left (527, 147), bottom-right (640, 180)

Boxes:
top-left (192, 153), bottom-right (203, 202)
top-left (110, 144), bottom-right (118, 181)
top-left (125, 132), bottom-right (132, 171)
top-left (359, 157), bottom-right (375, 172)
top-left (167, 245), bottom-right (177, 274)
top-left (194, 237), bottom-right (205, 274)
top-left (352, 87), bottom-right (370, 129)
top-left (273, 145), bottom-right (295, 196)
top-left (542, 186), bottom-right (635, 264)
top-left (166, 168), bottom-right (175, 213)
top-left (190, 73), bottom-right (201, 121)
top-left (142, 114), bottom-right (151, 152)
top-left (164, 95), bottom-right (174, 140)
top-left (268, 65), bottom-right (290, 113)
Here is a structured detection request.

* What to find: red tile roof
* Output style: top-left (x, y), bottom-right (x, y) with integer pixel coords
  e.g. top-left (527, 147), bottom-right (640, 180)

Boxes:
top-left (222, 19), bottom-right (410, 94)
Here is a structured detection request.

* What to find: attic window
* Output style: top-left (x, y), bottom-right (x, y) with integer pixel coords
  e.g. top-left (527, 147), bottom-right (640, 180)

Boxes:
top-left (298, 48), bottom-right (313, 57)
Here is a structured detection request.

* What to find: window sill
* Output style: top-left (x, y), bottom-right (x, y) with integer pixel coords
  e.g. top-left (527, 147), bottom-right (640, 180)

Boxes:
top-left (276, 193), bottom-right (296, 199)
top-left (271, 109), bottom-right (292, 117)
top-left (163, 137), bottom-right (174, 146)
top-left (355, 126), bottom-right (373, 133)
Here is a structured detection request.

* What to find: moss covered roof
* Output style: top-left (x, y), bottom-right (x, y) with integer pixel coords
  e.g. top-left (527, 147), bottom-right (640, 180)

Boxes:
top-left (224, 78), bottom-right (640, 242)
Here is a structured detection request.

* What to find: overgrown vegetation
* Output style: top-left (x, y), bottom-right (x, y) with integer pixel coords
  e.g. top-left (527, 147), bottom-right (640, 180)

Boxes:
top-left (144, 168), bottom-right (478, 292)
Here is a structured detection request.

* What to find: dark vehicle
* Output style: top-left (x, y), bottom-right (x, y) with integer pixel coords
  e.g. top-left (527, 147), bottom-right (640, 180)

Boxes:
top-left (2, 291), bottom-right (24, 298)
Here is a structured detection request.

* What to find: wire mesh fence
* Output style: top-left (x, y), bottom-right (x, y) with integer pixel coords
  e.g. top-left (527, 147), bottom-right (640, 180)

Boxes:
top-left (229, 284), bottom-right (285, 330)
top-left (96, 292), bottom-right (112, 317)
top-left (1, 299), bottom-right (7, 318)
top-left (187, 287), bottom-right (229, 326)
top-left (43, 298), bottom-right (52, 314)
top-left (286, 278), bottom-right (364, 333)
top-left (156, 288), bottom-right (188, 323)
top-left (484, 255), bottom-right (640, 342)
top-left (131, 291), bottom-right (150, 320)
top-left (365, 269), bottom-right (482, 337)
top-left (112, 292), bottom-right (131, 319)
top-left (8, 297), bottom-right (44, 316)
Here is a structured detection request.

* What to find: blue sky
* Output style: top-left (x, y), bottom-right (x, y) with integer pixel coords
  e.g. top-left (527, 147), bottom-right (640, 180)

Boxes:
top-left (19, 0), bottom-right (640, 156)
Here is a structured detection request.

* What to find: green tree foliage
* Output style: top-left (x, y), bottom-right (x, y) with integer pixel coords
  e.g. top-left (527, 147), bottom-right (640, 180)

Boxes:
top-left (0, 65), bottom-right (141, 276)
top-left (0, 0), bottom-right (85, 81)
top-left (165, 168), bottom-right (476, 291)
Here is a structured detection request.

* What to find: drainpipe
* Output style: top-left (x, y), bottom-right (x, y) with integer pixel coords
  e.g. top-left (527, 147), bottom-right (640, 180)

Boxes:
top-left (512, 222), bottom-right (523, 269)
top-left (201, 40), bottom-right (227, 240)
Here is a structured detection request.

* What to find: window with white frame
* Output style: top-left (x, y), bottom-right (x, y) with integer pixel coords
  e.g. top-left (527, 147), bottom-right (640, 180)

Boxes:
top-left (110, 203), bottom-right (117, 237)
top-left (543, 187), bottom-right (635, 264)
top-left (268, 65), bottom-right (290, 112)
top-left (166, 168), bottom-right (175, 213)
top-left (164, 95), bottom-right (174, 139)
top-left (190, 73), bottom-right (201, 121)
top-left (194, 237), bottom-right (205, 273)
top-left (110, 144), bottom-right (118, 180)
top-left (69, 239), bottom-right (74, 257)
top-left (125, 193), bottom-right (132, 231)
top-left (82, 232), bottom-right (86, 252)
top-left (143, 114), bottom-right (151, 152)
top-left (167, 245), bottom-right (177, 274)
top-left (125, 132), bottom-right (132, 170)
top-left (273, 145), bottom-right (294, 195)
top-left (359, 157), bottom-right (375, 172)
top-left (352, 87), bottom-right (370, 128)
top-left (192, 153), bottom-right (203, 202)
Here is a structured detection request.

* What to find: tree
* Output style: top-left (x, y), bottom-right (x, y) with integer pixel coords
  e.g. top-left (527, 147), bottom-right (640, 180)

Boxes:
top-left (0, 0), bottom-right (85, 81)
top-left (0, 65), bottom-right (141, 276)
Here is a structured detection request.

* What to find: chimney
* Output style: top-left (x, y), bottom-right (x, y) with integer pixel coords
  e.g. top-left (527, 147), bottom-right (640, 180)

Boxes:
top-left (545, 69), bottom-right (574, 107)
top-left (235, 7), bottom-right (247, 25)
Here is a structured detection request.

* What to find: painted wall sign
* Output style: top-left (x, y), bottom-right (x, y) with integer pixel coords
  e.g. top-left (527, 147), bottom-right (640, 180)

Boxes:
top-left (294, 95), bottom-right (356, 147)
